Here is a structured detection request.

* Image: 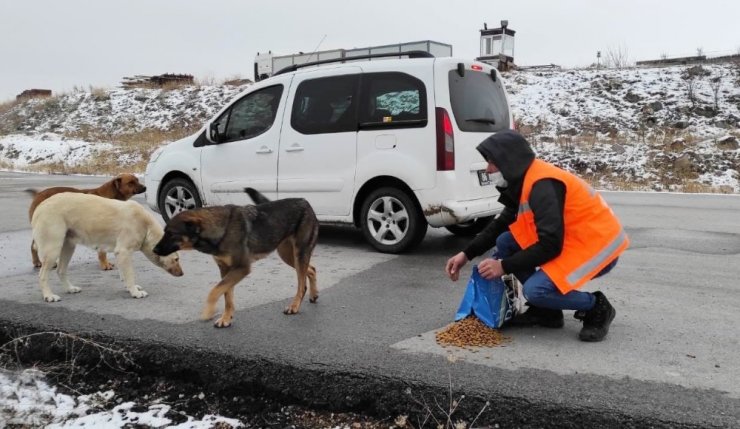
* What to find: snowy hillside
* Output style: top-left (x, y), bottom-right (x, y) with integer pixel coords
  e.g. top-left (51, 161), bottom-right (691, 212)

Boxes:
top-left (505, 63), bottom-right (740, 192)
top-left (1, 62), bottom-right (738, 192)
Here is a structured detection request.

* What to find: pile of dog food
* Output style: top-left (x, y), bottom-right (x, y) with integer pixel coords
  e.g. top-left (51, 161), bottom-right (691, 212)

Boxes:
top-left (435, 316), bottom-right (509, 348)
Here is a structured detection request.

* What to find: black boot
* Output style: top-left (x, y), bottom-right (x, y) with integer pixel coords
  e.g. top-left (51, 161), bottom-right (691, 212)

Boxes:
top-left (506, 304), bottom-right (564, 328)
top-left (575, 291), bottom-right (616, 342)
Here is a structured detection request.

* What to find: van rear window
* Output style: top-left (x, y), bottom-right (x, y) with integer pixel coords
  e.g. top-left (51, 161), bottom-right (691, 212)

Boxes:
top-left (448, 70), bottom-right (510, 132)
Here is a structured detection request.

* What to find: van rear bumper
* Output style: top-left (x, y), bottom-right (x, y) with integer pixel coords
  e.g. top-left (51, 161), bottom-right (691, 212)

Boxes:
top-left (418, 195), bottom-right (503, 227)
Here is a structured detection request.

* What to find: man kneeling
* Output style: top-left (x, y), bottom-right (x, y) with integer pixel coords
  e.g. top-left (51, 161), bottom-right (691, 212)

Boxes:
top-left (445, 130), bottom-right (629, 342)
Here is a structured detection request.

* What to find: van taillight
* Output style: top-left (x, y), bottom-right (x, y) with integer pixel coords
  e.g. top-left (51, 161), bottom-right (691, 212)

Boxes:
top-left (435, 107), bottom-right (454, 171)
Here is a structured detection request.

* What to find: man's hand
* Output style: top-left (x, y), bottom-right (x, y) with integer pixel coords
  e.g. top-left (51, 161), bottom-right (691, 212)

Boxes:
top-left (445, 252), bottom-right (468, 281)
top-left (478, 258), bottom-right (505, 280)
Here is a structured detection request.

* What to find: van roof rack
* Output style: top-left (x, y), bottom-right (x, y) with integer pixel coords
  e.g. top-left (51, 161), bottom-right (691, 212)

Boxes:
top-left (272, 50), bottom-right (435, 77)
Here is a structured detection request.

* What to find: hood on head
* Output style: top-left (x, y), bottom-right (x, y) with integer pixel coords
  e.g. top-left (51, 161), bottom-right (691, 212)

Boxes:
top-left (476, 130), bottom-right (535, 183)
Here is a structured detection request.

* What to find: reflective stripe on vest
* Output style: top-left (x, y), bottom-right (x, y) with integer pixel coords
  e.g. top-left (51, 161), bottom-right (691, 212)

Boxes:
top-left (510, 159), bottom-right (629, 293)
top-left (566, 229), bottom-right (628, 286)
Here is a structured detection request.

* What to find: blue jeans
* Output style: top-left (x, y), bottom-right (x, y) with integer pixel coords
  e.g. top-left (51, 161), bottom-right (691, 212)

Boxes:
top-left (493, 232), bottom-right (617, 311)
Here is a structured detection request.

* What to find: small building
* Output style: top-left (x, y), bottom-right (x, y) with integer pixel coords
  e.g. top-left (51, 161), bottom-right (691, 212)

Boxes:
top-left (121, 73), bottom-right (194, 89)
top-left (476, 20), bottom-right (516, 71)
top-left (16, 89), bottom-right (52, 100)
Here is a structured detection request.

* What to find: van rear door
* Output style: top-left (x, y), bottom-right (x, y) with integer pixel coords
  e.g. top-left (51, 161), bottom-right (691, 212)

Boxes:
top-left (435, 60), bottom-right (512, 200)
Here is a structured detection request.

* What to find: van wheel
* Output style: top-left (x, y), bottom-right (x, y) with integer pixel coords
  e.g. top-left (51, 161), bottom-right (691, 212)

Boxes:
top-left (360, 187), bottom-right (427, 253)
top-left (158, 178), bottom-right (202, 223)
top-left (444, 216), bottom-right (494, 236)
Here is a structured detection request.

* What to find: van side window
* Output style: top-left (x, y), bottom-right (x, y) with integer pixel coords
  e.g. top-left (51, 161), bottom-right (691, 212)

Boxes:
top-left (291, 74), bottom-right (359, 134)
top-left (215, 84), bottom-right (283, 143)
top-left (359, 72), bottom-right (427, 129)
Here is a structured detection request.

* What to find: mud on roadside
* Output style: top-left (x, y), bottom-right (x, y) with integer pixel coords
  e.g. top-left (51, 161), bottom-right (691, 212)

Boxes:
top-left (0, 321), bottom-right (712, 429)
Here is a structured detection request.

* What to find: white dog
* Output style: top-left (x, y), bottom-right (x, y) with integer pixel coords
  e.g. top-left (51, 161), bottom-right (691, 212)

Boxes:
top-left (31, 192), bottom-right (183, 302)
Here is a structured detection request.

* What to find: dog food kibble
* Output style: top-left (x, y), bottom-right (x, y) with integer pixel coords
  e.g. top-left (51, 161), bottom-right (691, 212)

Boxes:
top-left (435, 316), bottom-right (509, 348)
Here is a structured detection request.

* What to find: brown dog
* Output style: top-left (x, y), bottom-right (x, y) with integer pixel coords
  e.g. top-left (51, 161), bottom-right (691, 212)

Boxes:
top-left (26, 173), bottom-right (146, 269)
top-left (152, 188), bottom-right (319, 328)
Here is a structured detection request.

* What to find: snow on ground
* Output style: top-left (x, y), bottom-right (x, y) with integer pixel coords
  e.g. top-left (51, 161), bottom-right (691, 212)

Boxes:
top-left (5, 85), bottom-right (248, 136)
top-left (505, 63), bottom-right (739, 138)
top-left (0, 133), bottom-right (112, 169)
top-left (0, 369), bottom-right (243, 428)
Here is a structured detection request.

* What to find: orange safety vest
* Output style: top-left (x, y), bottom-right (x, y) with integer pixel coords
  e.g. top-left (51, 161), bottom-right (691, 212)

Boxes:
top-left (508, 160), bottom-right (629, 294)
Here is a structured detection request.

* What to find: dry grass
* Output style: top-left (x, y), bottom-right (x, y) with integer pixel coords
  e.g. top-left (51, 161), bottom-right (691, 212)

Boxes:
top-left (159, 80), bottom-right (192, 92)
top-left (0, 99), bottom-right (20, 116)
top-left (27, 95), bottom-right (62, 115)
top-left (195, 74), bottom-right (251, 87)
top-left (543, 128), bottom-right (737, 194)
top-left (86, 127), bottom-right (199, 174)
top-left (583, 175), bottom-right (647, 192)
top-left (18, 126), bottom-right (202, 175)
top-left (678, 180), bottom-right (715, 193)
top-left (195, 74), bottom-right (218, 87)
top-left (0, 158), bottom-right (14, 170)
top-left (89, 85), bottom-right (109, 100)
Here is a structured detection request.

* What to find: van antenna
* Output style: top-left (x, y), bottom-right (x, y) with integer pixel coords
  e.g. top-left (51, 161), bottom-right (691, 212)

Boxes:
top-left (304, 34), bottom-right (327, 63)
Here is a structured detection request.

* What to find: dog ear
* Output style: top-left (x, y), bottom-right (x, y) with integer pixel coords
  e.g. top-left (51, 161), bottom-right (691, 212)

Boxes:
top-left (184, 220), bottom-right (201, 235)
top-left (113, 175), bottom-right (123, 191)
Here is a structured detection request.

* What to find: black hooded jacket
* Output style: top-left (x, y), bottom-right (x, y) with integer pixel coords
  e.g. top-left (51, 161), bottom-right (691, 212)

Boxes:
top-left (463, 130), bottom-right (566, 275)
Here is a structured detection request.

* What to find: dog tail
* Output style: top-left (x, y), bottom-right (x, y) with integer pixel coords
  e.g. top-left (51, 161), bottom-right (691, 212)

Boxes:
top-left (244, 187), bottom-right (271, 205)
top-left (24, 189), bottom-right (39, 197)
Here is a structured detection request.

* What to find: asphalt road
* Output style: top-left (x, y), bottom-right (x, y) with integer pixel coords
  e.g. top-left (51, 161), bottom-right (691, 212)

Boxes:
top-left (1, 171), bottom-right (739, 428)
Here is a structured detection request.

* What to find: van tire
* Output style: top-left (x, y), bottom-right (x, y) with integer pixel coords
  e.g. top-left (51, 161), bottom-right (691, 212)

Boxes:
top-left (444, 216), bottom-right (494, 236)
top-left (360, 187), bottom-right (427, 253)
top-left (158, 178), bottom-right (202, 223)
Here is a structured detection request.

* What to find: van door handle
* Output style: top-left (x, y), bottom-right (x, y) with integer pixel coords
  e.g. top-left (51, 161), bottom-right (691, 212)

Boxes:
top-left (256, 146), bottom-right (273, 154)
top-left (285, 144), bottom-right (304, 152)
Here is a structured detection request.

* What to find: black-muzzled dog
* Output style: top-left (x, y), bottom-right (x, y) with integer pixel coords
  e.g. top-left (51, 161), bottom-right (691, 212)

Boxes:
top-left (153, 188), bottom-right (319, 327)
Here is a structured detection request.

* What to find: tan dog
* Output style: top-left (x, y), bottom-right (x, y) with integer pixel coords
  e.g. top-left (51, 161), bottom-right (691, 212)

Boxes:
top-left (31, 193), bottom-right (183, 302)
top-left (26, 173), bottom-right (146, 270)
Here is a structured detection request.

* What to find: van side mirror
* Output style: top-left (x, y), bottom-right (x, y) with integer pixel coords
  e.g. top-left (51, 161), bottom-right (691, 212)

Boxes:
top-left (208, 122), bottom-right (222, 144)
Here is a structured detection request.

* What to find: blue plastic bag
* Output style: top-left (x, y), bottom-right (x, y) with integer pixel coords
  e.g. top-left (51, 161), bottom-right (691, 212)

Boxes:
top-left (455, 265), bottom-right (517, 328)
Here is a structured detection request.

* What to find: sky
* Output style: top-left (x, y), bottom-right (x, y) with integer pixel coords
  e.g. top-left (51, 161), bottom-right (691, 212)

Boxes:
top-left (1, 0), bottom-right (739, 102)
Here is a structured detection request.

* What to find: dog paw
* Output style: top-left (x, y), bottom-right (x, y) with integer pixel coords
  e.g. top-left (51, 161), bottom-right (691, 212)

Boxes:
top-left (66, 286), bottom-right (82, 294)
top-left (129, 286), bottom-right (148, 299)
top-left (100, 262), bottom-right (115, 271)
top-left (33, 262), bottom-right (42, 268)
top-left (283, 305), bottom-right (300, 315)
top-left (44, 294), bottom-right (61, 302)
top-left (309, 294), bottom-right (319, 303)
top-left (213, 317), bottom-right (232, 328)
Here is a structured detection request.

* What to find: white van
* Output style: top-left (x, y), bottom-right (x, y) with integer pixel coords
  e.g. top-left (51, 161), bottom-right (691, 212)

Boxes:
top-left (144, 52), bottom-right (513, 253)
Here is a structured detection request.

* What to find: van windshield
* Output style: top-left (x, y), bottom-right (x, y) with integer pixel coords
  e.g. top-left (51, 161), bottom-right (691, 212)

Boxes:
top-left (448, 69), bottom-right (510, 132)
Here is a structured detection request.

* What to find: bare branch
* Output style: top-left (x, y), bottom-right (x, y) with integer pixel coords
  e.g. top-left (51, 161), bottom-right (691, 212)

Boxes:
top-left (709, 74), bottom-right (723, 112)
top-left (605, 45), bottom-right (631, 69)
top-left (0, 331), bottom-right (136, 382)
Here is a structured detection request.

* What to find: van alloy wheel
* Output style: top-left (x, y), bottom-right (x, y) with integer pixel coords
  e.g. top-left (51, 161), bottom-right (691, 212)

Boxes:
top-left (366, 195), bottom-right (409, 246)
top-left (158, 178), bottom-right (202, 222)
top-left (360, 187), bottom-right (427, 253)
